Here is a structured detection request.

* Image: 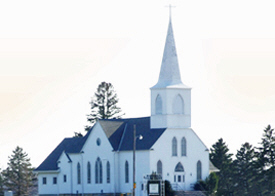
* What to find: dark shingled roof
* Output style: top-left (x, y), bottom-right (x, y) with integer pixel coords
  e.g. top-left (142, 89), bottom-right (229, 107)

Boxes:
top-left (35, 130), bottom-right (92, 171)
top-left (103, 117), bottom-right (166, 151)
top-left (35, 117), bottom-right (166, 172)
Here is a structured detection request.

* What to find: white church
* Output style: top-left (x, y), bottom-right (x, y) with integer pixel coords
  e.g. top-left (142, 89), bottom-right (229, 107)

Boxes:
top-left (35, 14), bottom-right (211, 196)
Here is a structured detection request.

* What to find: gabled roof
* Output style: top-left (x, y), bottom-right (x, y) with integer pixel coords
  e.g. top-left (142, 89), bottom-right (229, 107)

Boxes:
top-left (99, 117), bottom-right (166, 151)
top-left (35, 117), bottom-right (166, 172)
top-left (34, 127), bottom-right (92, 171)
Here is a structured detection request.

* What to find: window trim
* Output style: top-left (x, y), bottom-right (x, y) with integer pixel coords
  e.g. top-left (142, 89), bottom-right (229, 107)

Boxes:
top-left (77, 162), bottom-right (81, 184)
top-left (181, 137), bottom-right (187, 156)
top-left (125, 160), bottom-right (129, 183)
top-left (175, 162), bottom-right (184, 172)
top-left (197, 160), bottom-right (202, 181)
top-left (172, 94), bottom-right (184, 114)
top-left (172, 137), bottom-right (177, 156)
top-left (63, 175), bottom-right (67, 183)
top-left (107, 161), bottom-right (111, 183)
top-left (155, 94), bottom-right (163, 114)
top-left (87, 161), bottom-right (91, 184)
top-left (53, 177), bottom-right (57, 185)
top-left (42, 177), bottom-right (47, 185)
top-left (157, 160), bottom-right (162, 177)
top-left (95, 157), bottom-right (103, 184)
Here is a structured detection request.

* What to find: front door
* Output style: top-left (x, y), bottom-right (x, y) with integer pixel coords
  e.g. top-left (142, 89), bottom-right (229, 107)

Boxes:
top-left (173, 162), bottom-right (185, 190)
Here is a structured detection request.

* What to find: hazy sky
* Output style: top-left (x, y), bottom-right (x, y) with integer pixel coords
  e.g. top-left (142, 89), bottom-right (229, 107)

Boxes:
top-left (1, 0), bottom-right (275, 168)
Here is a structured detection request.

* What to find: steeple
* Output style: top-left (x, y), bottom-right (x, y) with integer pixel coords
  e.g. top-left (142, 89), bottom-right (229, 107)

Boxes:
top-left (152, 14), bottom-right (188, 89)
top-left (150, 11), bottom-right (192, 129)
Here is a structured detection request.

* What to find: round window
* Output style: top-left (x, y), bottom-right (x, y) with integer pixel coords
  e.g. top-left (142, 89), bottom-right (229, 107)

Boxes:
top-left (96, 138), bottom-right (101, 146)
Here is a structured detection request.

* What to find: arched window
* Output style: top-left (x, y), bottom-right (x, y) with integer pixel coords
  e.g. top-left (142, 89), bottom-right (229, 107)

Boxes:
top-left (125, 161), bottom-right (129, 183)
top-left (157, 160), bottom-right (162, 177)
top-left (181, 137), bottom-right (187, 156)
top-left (175, 162), bottom-right (184, 172)
top-left (77, 162), bottom-right (81, 184)
top-left (95, 157), bottom-right (102, 184)
top-left (197, 161), bottom-right (202, 181)
top-left (87, 162), bottom-right (91, 184)
top-left (173, 94), bottom-right (184, 114)
top-left (155, 94), bottom-right (163, 114)
top-left (106, 161), bottom-right (110, 183)
top-left (172, 137), bottom-right (177, 156)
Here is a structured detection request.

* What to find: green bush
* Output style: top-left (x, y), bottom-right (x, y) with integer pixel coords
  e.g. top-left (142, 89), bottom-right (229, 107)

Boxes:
top-left (194, 173), bottom-right (218, 195)
top-left (165, 180), bottom-right (174, 196)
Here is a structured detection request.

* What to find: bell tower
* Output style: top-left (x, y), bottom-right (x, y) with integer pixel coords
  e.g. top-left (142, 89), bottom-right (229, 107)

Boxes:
top-left (150, 14), bottom-right (191, 129)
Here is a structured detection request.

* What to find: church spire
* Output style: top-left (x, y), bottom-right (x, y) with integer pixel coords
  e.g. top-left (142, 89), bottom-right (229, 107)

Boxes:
top-left (152, 10), bottom-right (185, 88)
top-left (150, 9), bottom-right (191, 129)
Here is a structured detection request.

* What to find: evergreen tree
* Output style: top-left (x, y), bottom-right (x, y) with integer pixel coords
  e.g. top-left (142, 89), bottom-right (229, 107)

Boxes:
top-left (0, 168), bottom-right (3, 196)
top-left (206, 172), bottom-right (219, 196)
top-left (194, 180), bottom-right (207, 192)
top-left (210, 138), bottom-right (233, 196)
top-left (2, 146), bottom-right (35, 196)
top-left (86, 81), bottom-right (124, 130)
top-left (73, 132), bottom-right (83, 138)
top-left (233, 142), bottom-right (257, 195)
top-left (164, 180), bottom-right (175, 196)
top-left (194, 172), bottom-right (218, 196)
top-left (256, 125), bottom-right (275, 195)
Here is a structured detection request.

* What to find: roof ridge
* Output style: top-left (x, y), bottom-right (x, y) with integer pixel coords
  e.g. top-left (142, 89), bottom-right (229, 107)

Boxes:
top-left (99, 116), bottom-right (150, 121)
top-left (117, 123), bottom-right (128, 151)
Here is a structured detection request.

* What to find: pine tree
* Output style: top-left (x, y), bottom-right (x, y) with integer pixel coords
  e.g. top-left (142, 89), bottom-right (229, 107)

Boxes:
top-left (194, 172), bottom-right (218, 195)
top-left (256, 125), bottom-right (275, 195)
top-left (210, 138), bottom-right (233, 196)
top-left (2, 146), bottom-right (35, 196)
top-left (206, 172), bottom-right (219, 196)
top-left (233, 142), bottom-right (257, 195)
top-left (86, 81), bottom-right (124, 130)
top-left (0, 168), bottom-right (3, 196)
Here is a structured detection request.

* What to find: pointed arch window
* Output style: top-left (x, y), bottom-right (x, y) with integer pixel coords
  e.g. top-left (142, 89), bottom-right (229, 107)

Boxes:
top-left (172, 137), bottom-right (177, 156)
top-left (175, 162), bottom-right (184, 172)
top-left (95, 157), bottom-right (102, 184)
top-left (155, 94), bottom-right (163, 114)
top-left (197, 161), bottom-right (202, 181)
top-left (106, 161), bottom-right (110, 183)
top-left (87, 162), bottom-right (91, 184)
top-left (77, 162), bottom-right (81, 184)
top-left (157, 160), bottom-right (163, 177)
top-left (173, 94), bottom-right (184, 114)
top-left (181, 137), bottom-right (187, 156)
top-left (125, 161), bottom-right (129, 183)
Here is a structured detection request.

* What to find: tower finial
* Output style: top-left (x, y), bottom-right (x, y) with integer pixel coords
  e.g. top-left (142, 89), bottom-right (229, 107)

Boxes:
top-left (166, 4), bottom-right (176, 21)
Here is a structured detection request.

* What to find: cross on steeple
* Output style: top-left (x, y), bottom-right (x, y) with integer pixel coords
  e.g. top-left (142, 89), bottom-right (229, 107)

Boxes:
top-left (166, 4), bottom-right (176, 20)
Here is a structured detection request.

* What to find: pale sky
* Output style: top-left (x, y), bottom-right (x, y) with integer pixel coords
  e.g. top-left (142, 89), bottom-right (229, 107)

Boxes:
top-left (1, 0), bottom-right (275, 168)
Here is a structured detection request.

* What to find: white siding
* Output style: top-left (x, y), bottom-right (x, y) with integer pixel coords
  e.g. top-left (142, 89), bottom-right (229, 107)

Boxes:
top-left (151, 88), bottom-right (191, 129)
top-left (57, 152), bottom-right (73, 194)
top-left (80, 123), bottom-right (116, 194)
top-left (116, 150), bottom-right (150, 196)
top-left (150, 128), bottom-right (209, 191)
top-left (37, 173), bottom-right (59, 195)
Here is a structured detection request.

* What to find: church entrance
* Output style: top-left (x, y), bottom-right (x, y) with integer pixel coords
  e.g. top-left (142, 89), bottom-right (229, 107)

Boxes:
top-left (173, 162), bottom-right (185, 191)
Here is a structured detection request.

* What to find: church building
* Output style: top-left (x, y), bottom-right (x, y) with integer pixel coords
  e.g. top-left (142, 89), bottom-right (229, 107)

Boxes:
top-left (35, 14), bottom-right (210, 196)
